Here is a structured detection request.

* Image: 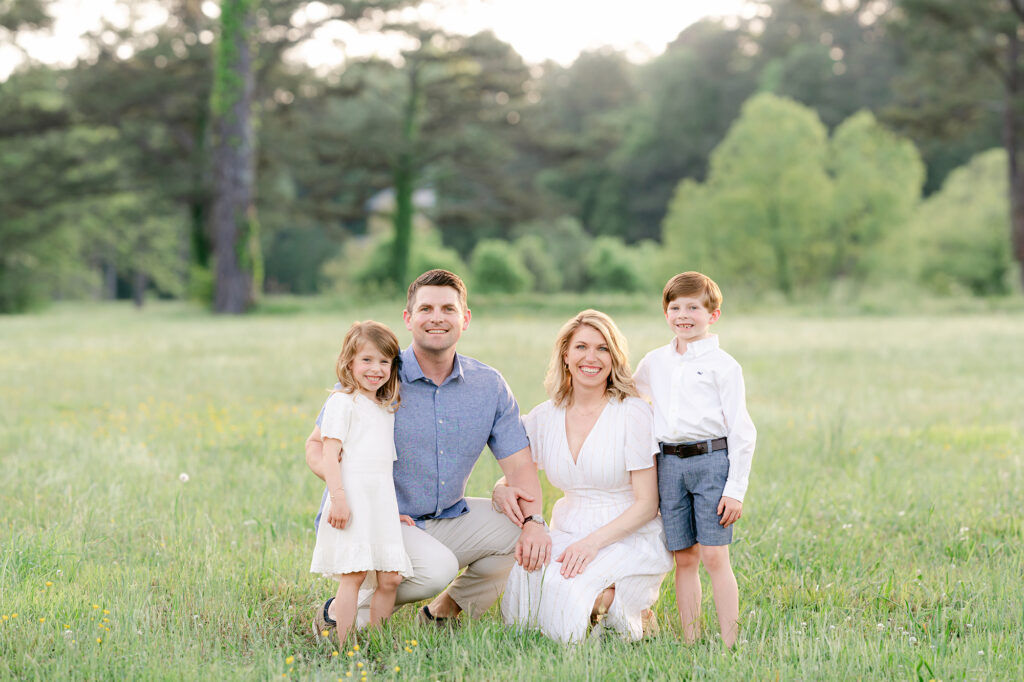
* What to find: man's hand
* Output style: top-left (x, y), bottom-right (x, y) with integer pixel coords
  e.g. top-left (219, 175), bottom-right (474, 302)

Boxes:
top-left (328, 495), bottom-right (351, 529)
top-left (717, 496), bottom-right (742, 527)
top-left (492, 484), bottom-right (535, 527)
top-left (399, 514), bottom-right (415, 527)
top-left (514, 520), bottom-right (551, 572)
top-left (555, 538), bottom-right (599, 579)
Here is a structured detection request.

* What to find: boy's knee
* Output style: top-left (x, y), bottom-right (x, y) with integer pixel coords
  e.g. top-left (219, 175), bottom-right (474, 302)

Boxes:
top-left (698, 545), bottom-right (730, 573)
top-left (674, 546), bottom-right (700, 570)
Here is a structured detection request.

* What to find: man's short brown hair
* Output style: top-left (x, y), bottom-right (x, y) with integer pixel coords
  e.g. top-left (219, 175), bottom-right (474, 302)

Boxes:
top-left (406, 269), bottom-right (468, 312)
top-left (662, 271), bottom-right (722, 313)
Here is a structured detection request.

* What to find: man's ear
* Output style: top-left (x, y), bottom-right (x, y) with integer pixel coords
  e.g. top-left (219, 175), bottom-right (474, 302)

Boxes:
top-left (461, 308), bottom-right (472, 331)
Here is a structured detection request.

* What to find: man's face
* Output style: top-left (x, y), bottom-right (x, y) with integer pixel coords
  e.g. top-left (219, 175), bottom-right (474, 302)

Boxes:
top-left (403, 285), bottom-right (471, 355)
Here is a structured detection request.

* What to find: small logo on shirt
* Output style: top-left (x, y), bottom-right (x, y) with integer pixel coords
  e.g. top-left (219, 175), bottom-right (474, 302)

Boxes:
top-left (696, 370), bottom-right (704, 375)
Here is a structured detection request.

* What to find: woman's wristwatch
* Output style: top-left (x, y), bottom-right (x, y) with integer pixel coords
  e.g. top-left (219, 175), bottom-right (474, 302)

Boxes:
top-left (523, 514), bottom-right (547, 528)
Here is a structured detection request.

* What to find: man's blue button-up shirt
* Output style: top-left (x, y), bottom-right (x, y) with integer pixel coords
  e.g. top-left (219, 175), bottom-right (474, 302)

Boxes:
top-left (315, 346), bottom-right (529, 529)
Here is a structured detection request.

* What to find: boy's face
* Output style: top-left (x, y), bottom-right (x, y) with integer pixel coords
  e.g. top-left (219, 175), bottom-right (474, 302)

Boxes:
top-left (664, 295), bottom-right (720, 346)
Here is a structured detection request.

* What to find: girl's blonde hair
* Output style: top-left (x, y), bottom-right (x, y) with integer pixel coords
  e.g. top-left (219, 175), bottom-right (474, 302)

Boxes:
top-left (544, 309), bottom-right (639, 407)
top-left (334, 321), bottom-right (402, 410)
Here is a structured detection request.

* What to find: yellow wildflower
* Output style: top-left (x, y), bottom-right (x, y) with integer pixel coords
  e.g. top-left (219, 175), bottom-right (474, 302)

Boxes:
top-left (353, 644), bottom-right (360, 651)
top-left (394, 666), bottom-right (401, 672)
top-left (96, 638), bottom-right (102, 644)
top-left (45, 581), bottom-right (53, 587)
top-left (285, 656), bottom-right (294, 665)
top-left (103, 609), bottom-right (110, 615)
top-left (347, 651), bottom-right (354, 658)
top-left (332, 651), bottom-right (339, 657)
top-left (92, 605), bottom-right (99, 610)
top-left (39, 617), bottom-right (45, 623)
top-left (356, 662), bottom-right (363, 668)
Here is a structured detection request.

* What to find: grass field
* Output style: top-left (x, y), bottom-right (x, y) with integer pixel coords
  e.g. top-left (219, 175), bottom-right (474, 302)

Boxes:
top-left (1, 299), bottom-right (1022, 680)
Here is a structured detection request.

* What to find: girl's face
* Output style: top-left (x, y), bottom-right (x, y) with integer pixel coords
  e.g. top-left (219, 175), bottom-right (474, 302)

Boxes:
top-left (349, 341), bottom-right (393, 398)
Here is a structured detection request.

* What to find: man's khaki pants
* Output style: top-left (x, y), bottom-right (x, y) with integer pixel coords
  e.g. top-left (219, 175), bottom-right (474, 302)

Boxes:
top-left (357, 497), bottom-right (521, 623)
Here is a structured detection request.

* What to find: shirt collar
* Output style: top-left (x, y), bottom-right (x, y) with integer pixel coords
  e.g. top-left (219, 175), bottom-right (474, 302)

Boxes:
top-left (399, 346), bottom-right (465, 385)
top-left (671, 334), bottom-right (719, 359)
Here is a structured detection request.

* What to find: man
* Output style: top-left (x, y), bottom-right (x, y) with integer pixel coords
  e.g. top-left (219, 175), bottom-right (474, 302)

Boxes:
top-left (305, 269), bottom-right (551, 632)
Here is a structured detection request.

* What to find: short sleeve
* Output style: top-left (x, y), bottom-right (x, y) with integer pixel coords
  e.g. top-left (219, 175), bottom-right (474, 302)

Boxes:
top-left (320, 392), bottom-right (354, 442)
top-left (622, 397), bottom-right (658, 471)
top-left (314, 382), bottom-right (344, 428)
top-left (486, 373), bottom-right (530, 459)
top-left (521, 402), bottom-right (550, 469)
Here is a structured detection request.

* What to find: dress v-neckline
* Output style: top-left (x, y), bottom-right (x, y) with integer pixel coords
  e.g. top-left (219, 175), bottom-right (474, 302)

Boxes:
top-left (563, 401), bottom-right (609, 466)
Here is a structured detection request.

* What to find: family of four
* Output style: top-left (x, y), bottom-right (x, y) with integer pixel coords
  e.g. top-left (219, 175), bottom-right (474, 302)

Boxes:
top-left (304, 268), bottom-right (756, 647)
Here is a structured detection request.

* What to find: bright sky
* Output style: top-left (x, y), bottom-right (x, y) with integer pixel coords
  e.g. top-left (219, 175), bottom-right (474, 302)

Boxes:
top-left (2, 0), bottom-right (747, 79)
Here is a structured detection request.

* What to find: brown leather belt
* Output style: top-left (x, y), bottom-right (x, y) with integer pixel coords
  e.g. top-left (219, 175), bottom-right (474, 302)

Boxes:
top-left (659, 437), bottom-right (728, 458)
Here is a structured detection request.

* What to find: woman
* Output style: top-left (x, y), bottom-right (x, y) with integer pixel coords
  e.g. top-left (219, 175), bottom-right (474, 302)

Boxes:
top-left (495, 310), bottom-right (672, 643)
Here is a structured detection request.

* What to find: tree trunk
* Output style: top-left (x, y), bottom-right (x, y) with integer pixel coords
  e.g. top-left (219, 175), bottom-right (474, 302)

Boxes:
top-left (391, 59), bottom-right (422, 290)
top-left (1006, 30), bottom-right (1024, 290)
top-left (132, 270), bottom-right (147, 308)
top-left (210, 0), bottom-right (258, 314)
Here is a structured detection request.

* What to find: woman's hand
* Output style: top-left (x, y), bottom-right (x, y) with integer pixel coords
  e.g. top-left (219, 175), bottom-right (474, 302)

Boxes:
top-left (492, 483), bottom-right (535, 527)
top-left (328, 495), bottom-right (351, 529)
top-left (555, 538), bottom-right (599, 579)
top-left (399, 514), bottom-right (415, 527)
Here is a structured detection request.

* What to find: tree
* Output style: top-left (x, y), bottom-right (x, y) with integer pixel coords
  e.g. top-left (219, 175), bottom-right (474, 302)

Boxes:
top-left (828, 110), bottom-right (924, 280)
top-left (662, 93), bottom-right (923, 296)
top-left (903, 149), bottom-right (1014, 295)
top-left (210, 0), bottom-right (260, 313)
top-left (893, 0), bottom-right (1024, 290)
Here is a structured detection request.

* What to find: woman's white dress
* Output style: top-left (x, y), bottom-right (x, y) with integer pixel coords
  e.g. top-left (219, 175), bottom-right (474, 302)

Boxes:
top-left (501, 396), bottom-right (672, 643)
top-left (309, 391), bottom-right (413, 588)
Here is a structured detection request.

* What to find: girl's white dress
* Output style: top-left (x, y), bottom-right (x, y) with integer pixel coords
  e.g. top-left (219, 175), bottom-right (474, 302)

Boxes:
top-left (501, 396), bottom-right (672, 643)
top-left (309, 391), bottom-right (413, 587)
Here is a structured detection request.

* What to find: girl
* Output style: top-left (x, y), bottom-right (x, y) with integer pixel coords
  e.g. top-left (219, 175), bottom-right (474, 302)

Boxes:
top-left (309, 321), bottom-right (413, 646)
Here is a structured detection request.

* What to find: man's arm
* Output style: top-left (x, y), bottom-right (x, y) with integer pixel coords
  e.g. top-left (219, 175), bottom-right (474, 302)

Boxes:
top-left (497, 447), bottom-right (550, 572)
top-left (305, 425), bottom-right (339, 481)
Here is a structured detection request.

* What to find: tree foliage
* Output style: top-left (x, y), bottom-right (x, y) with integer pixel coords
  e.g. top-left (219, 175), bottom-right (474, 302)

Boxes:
top-left (663, 94), bottom-right (923, 296)
top-left (905, 149), bottom-right (1014, 295)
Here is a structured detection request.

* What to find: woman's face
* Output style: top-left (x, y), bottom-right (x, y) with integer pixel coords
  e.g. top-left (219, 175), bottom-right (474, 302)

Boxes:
top-left (563, 324), bottom-right (613, 392)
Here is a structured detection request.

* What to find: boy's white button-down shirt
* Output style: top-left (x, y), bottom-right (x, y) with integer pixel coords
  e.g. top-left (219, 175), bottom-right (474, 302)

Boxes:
top-left (634, 334), bottom-right (756, 502)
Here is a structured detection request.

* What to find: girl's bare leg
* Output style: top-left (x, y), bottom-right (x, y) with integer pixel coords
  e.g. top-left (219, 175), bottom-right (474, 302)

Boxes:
top-left (368, 571), bottom-right (403, 627)
top-left (674, 546), bottom-right (702, 643)
top-left (333, 572), bottom-right (367, 646)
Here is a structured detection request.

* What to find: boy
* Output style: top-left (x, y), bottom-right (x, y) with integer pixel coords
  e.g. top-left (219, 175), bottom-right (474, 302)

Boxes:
top-left (634, 271), bottom-right (756, 647)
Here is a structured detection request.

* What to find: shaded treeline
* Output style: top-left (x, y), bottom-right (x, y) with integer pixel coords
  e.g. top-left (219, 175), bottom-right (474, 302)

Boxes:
top-left (0, 0), bottom-right (1017, 312)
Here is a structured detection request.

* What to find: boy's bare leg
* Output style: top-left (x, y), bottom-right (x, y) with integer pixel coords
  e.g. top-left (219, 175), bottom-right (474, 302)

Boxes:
top-left (368, 571), bottom-right (403, 626)
top-left (333, 572), bottom-right (367, 647)
top-left (673, 546), bottom-right (702, 643)
top-left (699, 544), bottom-right (738, 647)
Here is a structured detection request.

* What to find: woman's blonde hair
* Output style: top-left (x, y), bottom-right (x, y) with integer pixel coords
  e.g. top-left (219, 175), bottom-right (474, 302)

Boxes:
top-left (544, 309), bottom-right (639, 407)
top-left (334, 321), bottom-right (402, 410)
